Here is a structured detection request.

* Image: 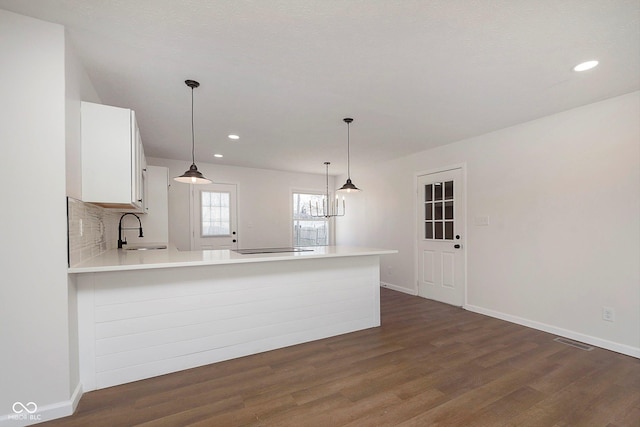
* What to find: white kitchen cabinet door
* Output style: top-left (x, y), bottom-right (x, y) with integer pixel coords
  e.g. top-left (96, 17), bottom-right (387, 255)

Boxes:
top-left (125, 165), bottom-right (169, 244)
top-left (133, 124), bottom-right (146, 211)
top-left (81, 101), bottom-right (146, 211)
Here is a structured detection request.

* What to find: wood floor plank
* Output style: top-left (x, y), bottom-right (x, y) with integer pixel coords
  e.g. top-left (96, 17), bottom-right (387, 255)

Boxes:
top-left (341, 388), bottom-right (448, 427)
top-left (41, 288), bottom-right (640, 426)
top-left (395, 368), bottom-right (541, 426)
top-left (455, 385), bottom-right (546, 427)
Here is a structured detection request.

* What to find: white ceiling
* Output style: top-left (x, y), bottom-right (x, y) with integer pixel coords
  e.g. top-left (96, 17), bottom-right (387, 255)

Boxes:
top-left (1, 0), bottom-right (638, 175)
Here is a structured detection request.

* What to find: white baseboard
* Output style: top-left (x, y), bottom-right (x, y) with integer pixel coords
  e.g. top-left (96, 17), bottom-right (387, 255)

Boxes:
top-left (465, 304), bottom-right (640, 359)
top-left (380, 281), bottom-right (418, 296)
top-left (0, 383), bottom-right (82, 426)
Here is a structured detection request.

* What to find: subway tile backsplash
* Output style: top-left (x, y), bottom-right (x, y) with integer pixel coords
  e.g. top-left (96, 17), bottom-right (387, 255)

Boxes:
top-left (68, 197), bottom-right (120, 267)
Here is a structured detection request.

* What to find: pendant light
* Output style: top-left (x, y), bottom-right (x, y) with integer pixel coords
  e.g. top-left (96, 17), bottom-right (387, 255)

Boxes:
top-left (337, 117), bottom-right (361, 192)
top-left (174, 79), bottom-right (212, 184)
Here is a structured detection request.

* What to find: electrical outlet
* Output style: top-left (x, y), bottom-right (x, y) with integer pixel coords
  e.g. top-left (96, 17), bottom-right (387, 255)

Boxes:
top-left (602, 307), bottom-right (615, 322)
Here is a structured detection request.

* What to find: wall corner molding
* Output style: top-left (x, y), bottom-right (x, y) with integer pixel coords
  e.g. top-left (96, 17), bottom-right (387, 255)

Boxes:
top-left (0, 383), bottom-right (82, 426)
top-left (380, 282), bottom-right (418, 296)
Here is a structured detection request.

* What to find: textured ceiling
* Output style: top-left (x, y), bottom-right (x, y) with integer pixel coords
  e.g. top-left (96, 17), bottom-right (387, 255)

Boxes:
top-left (1, 0), bottom-right (638, 175)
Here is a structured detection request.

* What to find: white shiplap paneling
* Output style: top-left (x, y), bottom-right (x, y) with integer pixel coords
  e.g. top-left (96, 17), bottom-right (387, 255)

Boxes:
top-left (78, 255), bottom-right (381, 390)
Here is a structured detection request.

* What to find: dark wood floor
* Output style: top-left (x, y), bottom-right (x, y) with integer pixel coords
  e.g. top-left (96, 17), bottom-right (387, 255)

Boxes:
top-left (45, 288), bottom-right (639, 426)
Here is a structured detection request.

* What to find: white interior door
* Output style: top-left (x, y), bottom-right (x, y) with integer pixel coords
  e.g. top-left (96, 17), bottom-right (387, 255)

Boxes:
top-left (191, 183), bottom-right (238, 250)
top-left (417, 168), bottom-right (465, 306)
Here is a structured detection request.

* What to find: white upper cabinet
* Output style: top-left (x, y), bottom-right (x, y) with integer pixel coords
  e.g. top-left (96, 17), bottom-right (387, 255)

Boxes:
top-left (81, 102), bottom-right (146, 212)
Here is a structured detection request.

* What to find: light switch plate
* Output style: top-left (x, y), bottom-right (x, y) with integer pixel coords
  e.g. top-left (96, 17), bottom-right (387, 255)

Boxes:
top-left (474, 216), bottom-right (490, 226)
top-left (602, 307), bottom-right (615, 322)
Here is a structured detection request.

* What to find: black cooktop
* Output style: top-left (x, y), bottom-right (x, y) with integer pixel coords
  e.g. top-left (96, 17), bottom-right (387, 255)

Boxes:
top-left (233, 247), bottom-right (314, 255)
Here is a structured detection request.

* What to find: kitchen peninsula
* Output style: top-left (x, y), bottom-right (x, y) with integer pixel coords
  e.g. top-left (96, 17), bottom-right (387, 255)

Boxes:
top-left (69, 246), bottom-right (396, 391)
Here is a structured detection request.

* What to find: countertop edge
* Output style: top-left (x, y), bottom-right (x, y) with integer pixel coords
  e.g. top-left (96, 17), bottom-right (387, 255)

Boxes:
top-left (68, 247), bottom-right (398, 274)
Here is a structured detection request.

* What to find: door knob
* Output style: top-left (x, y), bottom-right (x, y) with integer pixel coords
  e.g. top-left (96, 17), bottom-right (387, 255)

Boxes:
top-left (454, 244), bottom-right (461, 249)
top-left (233, 239), bottom-right (237, 243)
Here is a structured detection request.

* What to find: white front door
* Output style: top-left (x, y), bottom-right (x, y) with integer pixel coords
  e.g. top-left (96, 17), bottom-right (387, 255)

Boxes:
top-left (417, 168), bottom-right (465, 306)
top-left (191, 183), bottom-right (238, 250)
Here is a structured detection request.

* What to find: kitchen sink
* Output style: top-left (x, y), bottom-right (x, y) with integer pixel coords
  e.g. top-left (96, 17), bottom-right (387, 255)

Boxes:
top-left (123, 244), bottom-right (167, 251)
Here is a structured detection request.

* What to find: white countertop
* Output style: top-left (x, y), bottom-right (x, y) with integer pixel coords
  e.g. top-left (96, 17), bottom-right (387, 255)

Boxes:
top-left (68, 245), bottom-right (397, 273)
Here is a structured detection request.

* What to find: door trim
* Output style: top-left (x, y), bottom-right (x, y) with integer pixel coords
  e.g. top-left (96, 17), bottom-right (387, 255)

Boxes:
top-left (414, 163), bottom-right (468, 307)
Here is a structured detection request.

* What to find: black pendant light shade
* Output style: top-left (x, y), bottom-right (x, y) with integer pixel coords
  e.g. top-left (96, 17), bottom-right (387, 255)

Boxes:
top-left (338, 178), bottom-right (359, 192)
top-left (175, 79), bottom-right (212, 185)
top-left (337, 117), bottom-right (361, 192)
top-left (174, 163), bottom-right (210, 184)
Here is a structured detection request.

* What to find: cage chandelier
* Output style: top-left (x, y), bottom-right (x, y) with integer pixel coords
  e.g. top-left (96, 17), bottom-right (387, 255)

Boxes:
top-left (309, 162), bottom-right (345, 218)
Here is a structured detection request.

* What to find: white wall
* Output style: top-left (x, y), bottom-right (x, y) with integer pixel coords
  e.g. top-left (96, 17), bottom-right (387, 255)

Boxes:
top-left (64, 35), bottom-right (101, 403)
top-left (337, 91), bottom-right (640, 356)
top-left (65, 35), bottom-right (101, 200)
top-left (0, 9), bottom-right (76, 424)
top-left (149, 158), bottom-right (335, 250)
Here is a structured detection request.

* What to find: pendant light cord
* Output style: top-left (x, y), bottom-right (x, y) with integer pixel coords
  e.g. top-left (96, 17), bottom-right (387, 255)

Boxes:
top-left (347, 122), bottom-right (351, 179)
top-left (326, 162), bottom-right (330, 200)
top-left (191, 86), bottom-right (195, 165)
top-left (338, 117), bottom-right (359, 192)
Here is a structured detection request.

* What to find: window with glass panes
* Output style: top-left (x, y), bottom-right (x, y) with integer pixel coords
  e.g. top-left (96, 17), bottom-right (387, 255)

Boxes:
top-left (292, 192), bottom-right (329, 246)
top-left (201, 191), bottom-right (231, 236)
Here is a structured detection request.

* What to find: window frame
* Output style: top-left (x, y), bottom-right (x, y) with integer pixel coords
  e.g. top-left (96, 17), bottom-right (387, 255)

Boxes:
top-left (291, 190), bottom-right (333, 247)
top-left (200, 190), bottom-right (231, 237)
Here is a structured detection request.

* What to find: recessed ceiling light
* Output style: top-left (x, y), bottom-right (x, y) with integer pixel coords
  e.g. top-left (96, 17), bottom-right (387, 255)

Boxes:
top-left (214, 154), bottom-right (223, 158)
top-left (573, 60), bottom-right (599, 72)
top-left (228, 134), bottom-right (240, 140)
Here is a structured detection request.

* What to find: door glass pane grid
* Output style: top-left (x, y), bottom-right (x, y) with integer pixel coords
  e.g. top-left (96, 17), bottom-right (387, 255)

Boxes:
top-left (444, 181), bottom-right (454, 199)
top-left (425, 184), bottom-right (433, 202)
top-left (424, 181), bottom-right (455, 240)
top-left (434, 202), bottom-right (443, 220)
top-left (201, 191), bottom-right (231, 236)
top-left (434, 182), bottom-right (443, 200)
